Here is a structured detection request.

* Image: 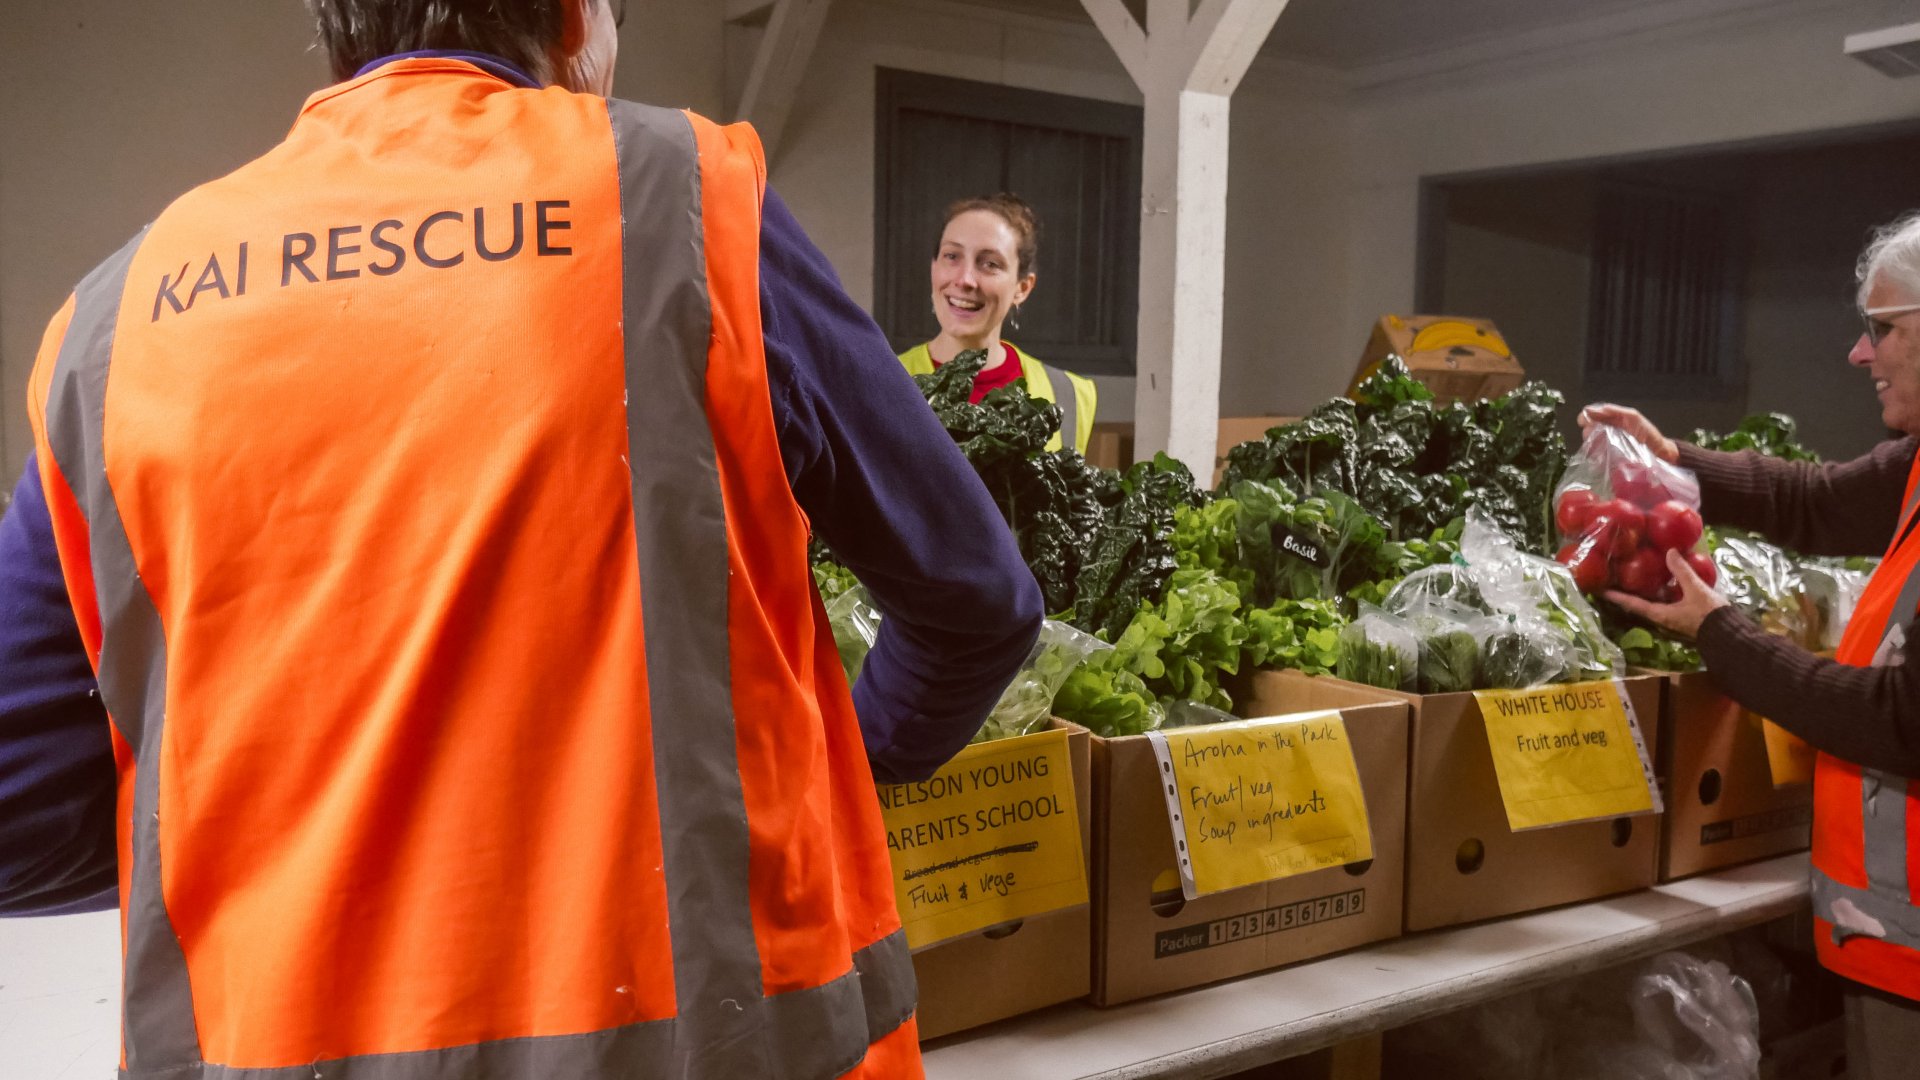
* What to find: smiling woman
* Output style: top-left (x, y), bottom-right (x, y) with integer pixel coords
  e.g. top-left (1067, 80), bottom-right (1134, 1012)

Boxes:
top-left (896, 193), bottom-right (1098, 454)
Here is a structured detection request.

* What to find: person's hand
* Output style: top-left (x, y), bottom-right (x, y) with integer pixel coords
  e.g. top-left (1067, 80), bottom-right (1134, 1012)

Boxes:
top-left (1578, 403), bottom-right (1679, 464)
top-left (1604, 549), bottom-right (1728, 640)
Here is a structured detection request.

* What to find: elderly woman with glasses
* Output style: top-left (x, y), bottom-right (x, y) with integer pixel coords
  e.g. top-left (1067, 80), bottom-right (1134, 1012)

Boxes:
top-left (1583, 211), bottom-right (1920, 1079)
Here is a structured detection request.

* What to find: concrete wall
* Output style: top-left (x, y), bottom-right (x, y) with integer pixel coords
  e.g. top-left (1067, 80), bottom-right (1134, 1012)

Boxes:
top-left (0, 0), bottom-right (722, 490)
top-left (9, 0), bottom-right (1920, 488)
top-left (1346, 0), bottom-right (1920, 370)
top-left (771, 0), bottom-right (1355, 423)
top-left (1739, 152), bottom-right (1909, 460)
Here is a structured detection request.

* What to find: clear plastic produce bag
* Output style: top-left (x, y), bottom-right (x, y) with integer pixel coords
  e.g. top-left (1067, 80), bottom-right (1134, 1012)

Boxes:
top-left (1553, 423), bottom-right (1715, 600)
top-left (972, 620), bottom-right (1106, 743)
top-left (1799, 561), bottom-right (1873, 652)
top-left (1162, 699), bottom-right (1240, 729)
top-left (1709, 531), bottom-right (1809, 644)
top-left (1382, 567), bottom-right (1493, 694)
top-left (1391, 949), bottom-right (1760, 1080)
top-left (1462, 512), bottom-right (1623, 685)
top-left (824, 584), bottom-right (881, 684)
top-left (1337, 604), bottom-right (1419, 692)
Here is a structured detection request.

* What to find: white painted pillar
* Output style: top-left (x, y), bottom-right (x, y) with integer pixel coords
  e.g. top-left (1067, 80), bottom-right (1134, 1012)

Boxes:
top-left (725, 0), bottom-right (834, 162)
top-left (1083, 0), bottom-right (1290, 470)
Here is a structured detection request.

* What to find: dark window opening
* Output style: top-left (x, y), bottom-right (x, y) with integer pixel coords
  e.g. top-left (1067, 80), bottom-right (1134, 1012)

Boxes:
top-left (873, 68), bottom-right (1142, 377)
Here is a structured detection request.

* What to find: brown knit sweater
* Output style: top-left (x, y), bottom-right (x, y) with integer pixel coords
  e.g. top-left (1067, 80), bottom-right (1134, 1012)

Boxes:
top-left (1679, 436), bottom-right (1920, 776)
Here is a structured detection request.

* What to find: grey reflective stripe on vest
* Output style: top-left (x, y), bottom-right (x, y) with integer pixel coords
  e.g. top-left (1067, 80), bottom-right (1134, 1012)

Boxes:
top-left (103, 937), bottom-right (910, 1079)
top-left (609, 100), bottom-right (772, 1075)
top-left (1814, 867), bottom-right (1920, 947)
top-left (42, 227), bottom-right (208, 1072)
top-left (1042, 362), bottom-right (1077, 451)
top-left (607, 99), bottom-right (914, 1077)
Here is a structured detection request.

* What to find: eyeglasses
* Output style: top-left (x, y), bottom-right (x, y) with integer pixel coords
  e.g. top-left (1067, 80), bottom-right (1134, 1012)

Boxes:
top-left (1862, 303), bottom-right (1920, 347)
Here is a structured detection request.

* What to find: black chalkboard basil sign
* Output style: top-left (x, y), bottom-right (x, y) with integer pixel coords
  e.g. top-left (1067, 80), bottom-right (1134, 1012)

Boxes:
top-left (1271, 524), bottom-right (1331, 569)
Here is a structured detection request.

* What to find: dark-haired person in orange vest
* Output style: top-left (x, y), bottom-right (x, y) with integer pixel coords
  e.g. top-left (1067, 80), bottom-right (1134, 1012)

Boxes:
top-left (0, 1), bottom-right (1042, 1077)
top-left (1593, 212), bottom-right (1920, 1080)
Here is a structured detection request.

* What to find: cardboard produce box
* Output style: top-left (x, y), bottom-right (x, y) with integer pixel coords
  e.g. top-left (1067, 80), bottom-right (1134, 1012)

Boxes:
top-left (1653, 671), bottom-right (1812, 882)
top-left (1312, 673), bottom-right (1664, 932)
top-left (1089, 674), bottom-right (1408, 1006)
top-left (907, 720), bottom-right (1093, 1040)
top-left (1349, 314), bottom-right (1524, 404)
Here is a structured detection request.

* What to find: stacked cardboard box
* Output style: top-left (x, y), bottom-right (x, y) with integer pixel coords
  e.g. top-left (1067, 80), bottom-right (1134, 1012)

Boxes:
top-left (1652, 671), bottom-right (1812, 882)
top-left (1088, 675), bottom-right (1409, 1005)
top-left (1304, 674), bottom-right (1665, 932)
top-left (911, 721), bottom-right (1093, 1039)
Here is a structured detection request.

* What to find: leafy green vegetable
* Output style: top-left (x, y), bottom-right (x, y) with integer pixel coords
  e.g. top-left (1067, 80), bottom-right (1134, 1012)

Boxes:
top-left (1230, 480), bottom-right (1396, 607)
top-left (1477, 622), bottom-right (1561, 689)
top-left (971, 620), bottom-right (1107, 743)
top-left (1218, 356), bottom-right (1566, 551)
top-left (906, 349), bottom-right (1179, 640)
top-left (1612, 625), bottom-right (1703, 673)
top-left (1418, 629), bottom-right (1481, 694)
top-left (1244, 598), bottom-right (1345, 675)
top-left (1054, 663), bottom-right (1163, 738)
top-left (818, 581), bottom-right (880, 684)
top-left (1337, 614), bottom-right (1417, 691)
top-left (1690, 413), bottom-right (1820, 462)
top-left (811, 560), bottom-right (859, 606)
top-left (1052, 568), bottom-right (1251, 735)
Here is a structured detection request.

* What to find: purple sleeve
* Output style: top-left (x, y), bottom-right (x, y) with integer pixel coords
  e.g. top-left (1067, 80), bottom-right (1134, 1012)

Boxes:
top-left (0, 455), bottom-right (118, 916)
top-left (759, 189), bottom-right (1043, 783)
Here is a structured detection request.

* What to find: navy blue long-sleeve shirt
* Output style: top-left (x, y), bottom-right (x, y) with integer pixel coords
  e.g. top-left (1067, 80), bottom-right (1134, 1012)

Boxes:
top-left (0, 82), bottom-right (1041, 916)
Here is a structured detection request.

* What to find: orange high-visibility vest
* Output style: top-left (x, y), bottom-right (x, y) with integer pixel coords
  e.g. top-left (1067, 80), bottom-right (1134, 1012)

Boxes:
top-left (1812, 445), bottom-right (1920, 999)
top-left (25, 58), bottom-right (919, 1078)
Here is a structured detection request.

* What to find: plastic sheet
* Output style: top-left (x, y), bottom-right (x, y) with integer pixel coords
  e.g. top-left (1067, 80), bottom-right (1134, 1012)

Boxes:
top-left (1162, 699), bottom-right (1240, 729)
top-left (824, 584), bottom-right (881, 684)
top-left (1391, 949), bottom-right (1761, 1080)
top-left (972, 620), bottom-right (1106, 743)
top-left (1462, 511), bottom-right (1623, 686)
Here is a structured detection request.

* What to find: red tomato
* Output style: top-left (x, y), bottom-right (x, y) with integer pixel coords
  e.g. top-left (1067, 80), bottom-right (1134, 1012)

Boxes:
top-left (1610, 461), bottom-right (1672, 508)
top-left (1614, 545), bottom-right (1671, 599)
top-left (1684, 550), bottom-right (1719, 588)
top-left (1645, 500), bottom-right (1704, 553)
top-left (1589, 499), bottom-right (1645, 558)
top-left (1555, 487), bottom-right (1597, 535)
top-left (1557, 539), bottom-right (1610, 594)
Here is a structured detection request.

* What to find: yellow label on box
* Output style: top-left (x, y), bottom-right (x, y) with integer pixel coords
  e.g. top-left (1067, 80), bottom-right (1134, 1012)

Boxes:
top-left (1146, 710), bottom-right (1373, 900)
top-left (1474, 680), bottom-right (1662, 831)
top-left (877, 727), bottom-right (1086, 951)
top-left (1752, 712), bottom-right (1816, 787)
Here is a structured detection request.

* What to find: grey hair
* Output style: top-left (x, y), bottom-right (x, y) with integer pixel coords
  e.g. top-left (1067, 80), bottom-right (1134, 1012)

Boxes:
top-left (305, 0), bottom-right (565, 85)
top-left (1857, 211), bottom-right (1920, 308)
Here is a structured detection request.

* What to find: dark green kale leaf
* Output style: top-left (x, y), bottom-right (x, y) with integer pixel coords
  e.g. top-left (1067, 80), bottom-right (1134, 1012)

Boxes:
top-left (1123, 451), bottom-right (1210, 511)
top-left (1351, 355), bottom-right (1436, 409)
top-left (902, 349), bottom-right (1182, 641)
top-left (1690, 413), bottom-right (1821, 462)
top-left (1220, 399), bottom-right (1360, 495)
top-left (914, 349), bottom-right (1058, 470)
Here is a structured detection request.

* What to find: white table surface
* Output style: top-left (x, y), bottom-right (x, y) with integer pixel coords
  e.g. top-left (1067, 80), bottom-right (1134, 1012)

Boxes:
top-left (922, 853), bottom-right (1812, 1080)
top-left (0, 855), bottom-right (1809, 1080)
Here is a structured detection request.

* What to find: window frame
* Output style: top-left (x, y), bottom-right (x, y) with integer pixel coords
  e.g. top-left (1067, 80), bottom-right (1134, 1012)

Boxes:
top-left (872, 67), bottom-right (1143, 377)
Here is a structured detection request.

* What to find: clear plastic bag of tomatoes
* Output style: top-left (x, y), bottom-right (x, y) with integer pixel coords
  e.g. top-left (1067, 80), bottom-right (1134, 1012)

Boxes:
top-left (1553, 424), bottom-right (1717, 601)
